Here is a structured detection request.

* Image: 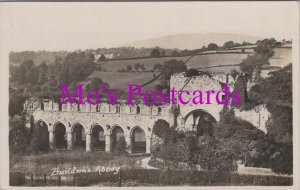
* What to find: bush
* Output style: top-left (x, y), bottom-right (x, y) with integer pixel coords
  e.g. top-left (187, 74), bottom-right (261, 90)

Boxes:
top-left (115, 137), bottom-right (127, 153)
top-left (73, 169), bottom-right (292, 186)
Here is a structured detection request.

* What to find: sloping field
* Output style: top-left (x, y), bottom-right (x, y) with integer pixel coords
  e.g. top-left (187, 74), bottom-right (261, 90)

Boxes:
top-left (269, 47), bottom-right (292, 68)
top-left (87, 71), bottom-right (161, 92)
top-left (187, 53), bottom-right (248, 70)
top-left (102, 56), bottom-right (189, 71)
top-left (101, 53), bottom-right (250, 72)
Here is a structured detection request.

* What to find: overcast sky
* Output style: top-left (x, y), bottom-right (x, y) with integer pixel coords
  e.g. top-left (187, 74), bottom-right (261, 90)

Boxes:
top-left (0, 2), bottom-right (298, 51)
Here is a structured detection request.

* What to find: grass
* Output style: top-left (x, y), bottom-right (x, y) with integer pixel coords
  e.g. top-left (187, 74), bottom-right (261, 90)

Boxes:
top-left (101, 53), bottom-right (249, 72)
top-left (269, 47), bottom-right (292, 68)
top-left (86, 71), bottom-right (161, 92)
top-left (10, 151), bottom-right (146, 175)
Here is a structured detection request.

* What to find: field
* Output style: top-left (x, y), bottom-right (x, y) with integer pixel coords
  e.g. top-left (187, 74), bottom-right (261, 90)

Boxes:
top-left (269, 47), bottom-right (292, 68)
top-left (86, 71), bottom-right (161, 92)
top-left (101, 53), bottom-right (249, 72)
top-left (87, 53), bottom-right (250, 91)
top-left (186, 53), bottom-right (248, 70)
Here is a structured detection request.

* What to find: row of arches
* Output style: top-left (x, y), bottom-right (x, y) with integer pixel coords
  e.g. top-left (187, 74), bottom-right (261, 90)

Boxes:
top-left (33, 121), bottom-right (146, 153)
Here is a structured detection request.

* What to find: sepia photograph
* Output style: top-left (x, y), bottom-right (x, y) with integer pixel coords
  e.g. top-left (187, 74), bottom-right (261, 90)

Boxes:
top-left (0, 1), bottom-right (299, 188)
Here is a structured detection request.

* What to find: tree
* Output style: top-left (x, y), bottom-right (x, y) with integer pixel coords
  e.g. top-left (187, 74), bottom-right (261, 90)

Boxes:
top-left (115, 137), bottom-right (127, 153)
top-left (249, 64), bottom-right (292, 143)
top-left (133, 63), bottom-right (141, 71)
top-left (240, 54), bottom-right (269, 77)
top-left (126, 65), bottom-right (132, 71)
top-left (99, 54), bottom-right (106, 61)
top-left (37, 61), bottom-right (48, 84)
top-left (207, 43), bottom-right (219, 50)
top-left (9, 116), bottom-right (29, 155)
top-left (140, 64), bottom-right (146, 71)
top-left (223, 41), bottom-right (235, 49)
top-left (150, 49), bottom-right (161, 57)
top-left (161, 59), bottom-right (187, 80)
top-left (153, 63), bottom-right (162, 71)
top-left (87, 78), bottom-right (103, 90)
top-left (171, 51), bottom-right (179, 57)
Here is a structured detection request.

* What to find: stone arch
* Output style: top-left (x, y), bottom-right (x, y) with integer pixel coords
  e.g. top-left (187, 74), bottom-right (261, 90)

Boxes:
top-left (53, 121), bottom-right (67, 149)
top-left (71, 122), bottom-right (86, 150)
top-left (33, 120), bottom-right (49, 152)
top-left (110, 125), bottom-right (125, 151)
top-left (130, 126), bottom-right (146, 153)
top-left (34, 119), bottom-right (49, 131)
top-left (71, 122), bottom-right (87, 133)
top-left (184, 109), bottom-right (217, 137)
top-left (90, 124), bottom-right (105, 151)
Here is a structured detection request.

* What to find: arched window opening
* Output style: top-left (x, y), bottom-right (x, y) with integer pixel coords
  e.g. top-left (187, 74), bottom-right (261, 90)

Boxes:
top-left (136, 106), bottom-right (140, 114)
top-left (132, 127), bottom-right (146, 153)
top-left (91, 125), bottom-right (105, 151)
top-left (41, 102), bottom-right (44, 110)
top-left (72, 124), bottom-right (86, 150)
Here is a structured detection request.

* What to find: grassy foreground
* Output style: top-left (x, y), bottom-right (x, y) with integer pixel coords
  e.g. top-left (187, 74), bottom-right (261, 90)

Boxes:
top-left (10, 151), bottom-right (145, 175)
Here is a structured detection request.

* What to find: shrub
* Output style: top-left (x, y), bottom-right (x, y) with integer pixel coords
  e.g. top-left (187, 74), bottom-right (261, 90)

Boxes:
top-left (115, 137), bottom-right (127, 153)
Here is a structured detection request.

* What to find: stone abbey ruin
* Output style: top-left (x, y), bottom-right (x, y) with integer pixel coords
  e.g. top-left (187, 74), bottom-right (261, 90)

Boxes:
top-left (24, 71), bottom-right (270, 154)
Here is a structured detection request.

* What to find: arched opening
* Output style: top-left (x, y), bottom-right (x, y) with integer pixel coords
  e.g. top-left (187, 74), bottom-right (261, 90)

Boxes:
top-left (32, 120), bottom-right (49, 152)
top-left (111, 126), bottom-right (125, 152)
top-left (184, 109), bottom-right (217, 137)
top-left (91, 125), bottom-right (105, 151)
top-left (136, 106), bottom-right (140, 114)
top-left (132, 127), bottom-right (146, 153)
top-left (40, 102), bottom-right (44, 110)
top-left (72, 123), bottom-right (86, 150)
top-left (54, 123), bottom-right (67, 149)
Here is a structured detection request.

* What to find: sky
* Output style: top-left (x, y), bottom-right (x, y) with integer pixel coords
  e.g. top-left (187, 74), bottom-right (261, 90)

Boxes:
top-left (0, 2), bottom-right (298, 51)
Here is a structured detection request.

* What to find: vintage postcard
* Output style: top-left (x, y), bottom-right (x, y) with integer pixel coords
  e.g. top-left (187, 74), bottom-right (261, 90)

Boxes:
top-left (0, 1), bottom-right (299, 189)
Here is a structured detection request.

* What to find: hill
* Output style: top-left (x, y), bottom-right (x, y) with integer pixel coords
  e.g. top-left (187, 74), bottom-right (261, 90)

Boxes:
top-left (123, 33), bottom-right (260, 49)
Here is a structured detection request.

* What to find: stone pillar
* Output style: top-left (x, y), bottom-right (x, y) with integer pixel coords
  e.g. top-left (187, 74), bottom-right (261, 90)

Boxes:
top-left (105, 135), bottom-right (112, 153)
top-left (49, 131), bottom-right (55, 150)
top-left (145, 136), bottom-right (152, 154)
top-left (125, 135), bottom-right (133, 153)
top-left (86, 133), bottom-right (92, 152)
top-left (67, 132), bottom-right (73, 150)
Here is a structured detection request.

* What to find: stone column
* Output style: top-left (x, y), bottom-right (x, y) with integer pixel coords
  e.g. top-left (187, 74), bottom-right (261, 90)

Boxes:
top-left (105, 135), bottom-right (112, 153)
top-left (49, 131), bottom-right (55, 150)
top-left (67, 132), bottom-right (73, 150)
top-left (125, 135), bottom-right (133, 153)
top-left (145, 136), bottom-right (152, 154)
top-left (86, 133), bottom-right (92, 152)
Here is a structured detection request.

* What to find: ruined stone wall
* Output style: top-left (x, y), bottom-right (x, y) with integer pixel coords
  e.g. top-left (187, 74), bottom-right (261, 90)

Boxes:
top-left (234, 104), bottom-right (270, 133)
top-left (25, 99), bottom-right (170, 137)
top-left (169, 72), bottom-right (229, 129)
